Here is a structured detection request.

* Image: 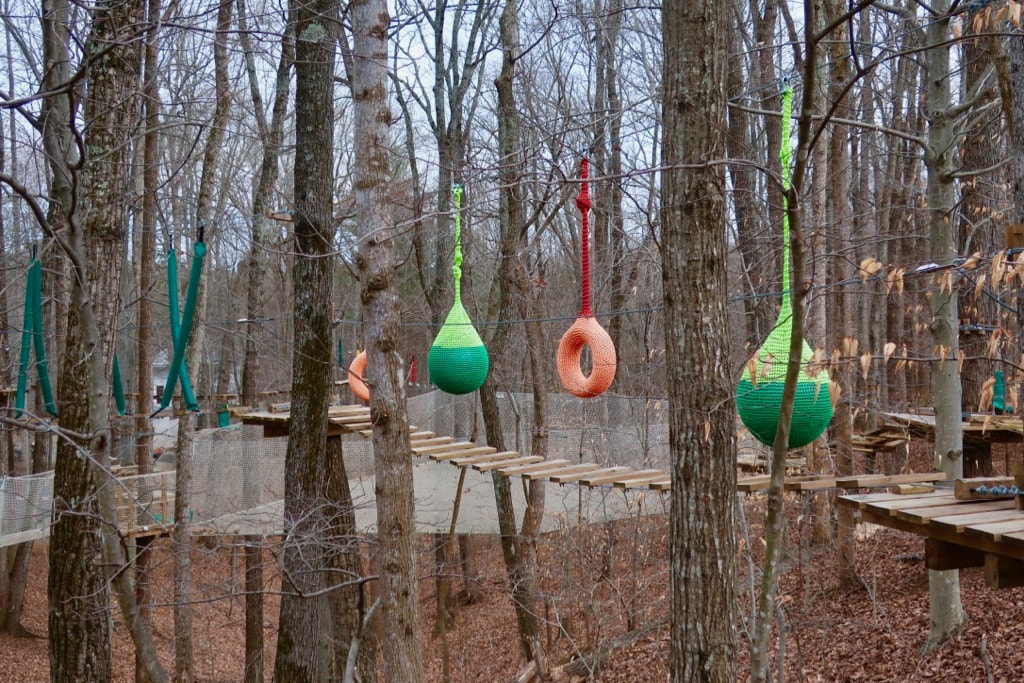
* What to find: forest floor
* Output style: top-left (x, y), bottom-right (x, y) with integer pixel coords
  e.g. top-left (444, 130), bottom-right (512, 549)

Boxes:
top-left (5, 450), bottom-right (1024, 682)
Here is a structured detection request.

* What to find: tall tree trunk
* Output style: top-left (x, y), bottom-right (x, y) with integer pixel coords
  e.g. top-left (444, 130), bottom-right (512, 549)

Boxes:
top-left (351, 0), bottom-right (423, 677)
top-left (172, 4), bottom-right (232, 679)
top-left (823, 0), bottom-right (857, 587)
top-left (237, 5), bottom-right (294, 682)
top-left (134, 0), bottom-right (160, 678)
top-left (486, 0), bottom-right (547, 669)
top-left (662, 0), bottom-right (736, 680)
top-left (922, 1), bottom-right (965, 651)
top-left (48, 0), bottom-right (167, 680)
top-left (272, 0), bottom-right (337, 678)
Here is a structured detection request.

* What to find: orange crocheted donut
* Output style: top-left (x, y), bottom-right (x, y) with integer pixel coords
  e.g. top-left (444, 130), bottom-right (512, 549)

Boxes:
top-left (557, 316), bottom-right (616, 398)
top-left (348, 351), bottom-right (370, 402)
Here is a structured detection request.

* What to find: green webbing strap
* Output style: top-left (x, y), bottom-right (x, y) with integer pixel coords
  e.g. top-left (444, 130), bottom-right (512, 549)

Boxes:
top-left (337, 339), bottom-right (344, 367)
top-left (30, 259), bottom-right (57, 417)
top-left (16, 258), bottom-right (57, 417)
top-left (156, 241), bottom-right (205, 414)
top-left (113, 352), bottom-right (126, 416)
top-left (15, 265), bottom-right (32, 417)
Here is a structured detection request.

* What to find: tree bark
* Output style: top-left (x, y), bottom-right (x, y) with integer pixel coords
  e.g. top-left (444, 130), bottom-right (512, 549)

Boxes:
top-left (662, 0), bottom-right (736, 681)
top-left (351, 0), bottom-right (423, 676)
top-left (49, 0), bottom-right (167, 680)
top-left (922, 1), bottom-right (965, 651)
top-left (134, 0), bottom-right (160, 674)
top-left (272, 0), bottom-right (337, 678)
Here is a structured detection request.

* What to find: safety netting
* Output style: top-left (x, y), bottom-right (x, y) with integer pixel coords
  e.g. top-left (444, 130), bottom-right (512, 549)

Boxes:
top-left (0, 390), bottom-right (773, 544)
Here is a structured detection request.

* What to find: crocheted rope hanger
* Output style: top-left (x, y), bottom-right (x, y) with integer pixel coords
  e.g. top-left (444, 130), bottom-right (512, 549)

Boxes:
top-left (557, 156), bottom-right (617, 398)
top-left (736, 83), bottom-right (833, 449)
top-left (428, 185), bottom-right (490, 394)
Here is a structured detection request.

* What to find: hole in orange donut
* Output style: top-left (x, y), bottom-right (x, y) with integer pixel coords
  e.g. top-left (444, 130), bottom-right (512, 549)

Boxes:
top-left (348, 351), bottom-right (370, 402)
top-left (557, 316), bottom-right (616, 398)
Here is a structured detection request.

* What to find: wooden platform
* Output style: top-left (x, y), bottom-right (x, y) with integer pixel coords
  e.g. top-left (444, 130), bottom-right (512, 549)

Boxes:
top-left (241, 405), bottom-right (945, 496)
top-left (839, 489), bottom-right (1024, 586)
top-left (243, 405), bottom-right (677, 492)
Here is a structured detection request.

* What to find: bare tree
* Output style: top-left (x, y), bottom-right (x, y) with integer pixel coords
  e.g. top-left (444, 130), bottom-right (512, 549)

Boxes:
top-left (662, 0), bottom-right (736, 680)
top-left (42, 0), bottom-right (168, 679)
top-left (922, 0), bottom-right (966, 650)
top-left (272, 0), bottom-right (339, 677)
top-left (351, 0), bottom-right (423, 675)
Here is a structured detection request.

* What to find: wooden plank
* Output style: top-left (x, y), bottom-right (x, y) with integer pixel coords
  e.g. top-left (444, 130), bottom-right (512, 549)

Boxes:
top-left (925, 538), bottom-right (985, 570)
top-left (985, 554), bottom-right (1024, 589)
top-left (784, 477), bottom-right (837, 491)
top-left (408, 431), bottom-right (438, 441)
top-left (930, 508), bottom-right (1023, 533)
top-left (737, 476), bottom-right (771, 492)
top-left (449, 451), bottom-right (520, 467)
top-left (637, 478), bottom-right (672, 491)
top-left (835, 472), bottom-right (945, 488)
top-left (889, 484), bottom-right (935, 495)
top-left (499, 459), bottom-right (571, 476)
top-left (964, 519), bottom-right (1024, 542)
top-left (895, 499), bottom-right (1014, 525)
top-left (429, 446), bottom-right (496, 462)
top-left (843, 490), bottom-right (952, 507)
top-left (580, 469), bottom-right (663, 487)
top-left (857, 493), bottom-right (959, 515)
top-left (475, 456), bottom-right (544, 472)
top-left (524, 463), bottom-right (601, 481)
top-left (405, 436), bottom-right (455, 449)
top-left (550, 466), bottom-right (628, 485)
top-left (412, 441), bottom-right (476, 456)
top-left (613, 471), bottom-right (672, 488)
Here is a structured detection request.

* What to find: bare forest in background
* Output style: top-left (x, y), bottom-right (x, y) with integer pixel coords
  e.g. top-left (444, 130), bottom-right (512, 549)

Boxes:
top-left (2, 0), bottom-right (1024, 681)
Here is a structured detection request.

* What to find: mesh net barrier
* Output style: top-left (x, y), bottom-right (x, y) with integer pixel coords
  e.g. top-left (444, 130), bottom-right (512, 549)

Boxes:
top-left (0, 390), bottom-right (772, 545)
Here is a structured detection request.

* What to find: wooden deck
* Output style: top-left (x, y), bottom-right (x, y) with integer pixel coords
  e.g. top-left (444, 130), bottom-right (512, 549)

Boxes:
top-left (839, 489), bottom-right (1024, 587)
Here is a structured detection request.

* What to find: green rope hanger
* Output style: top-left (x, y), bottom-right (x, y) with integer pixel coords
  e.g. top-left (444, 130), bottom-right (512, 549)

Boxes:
top-left (16, 255), bottom-right (57, 418)
top-left (154, 234), bottom-right (205, 415)
top-left (736, 84), bottom-right (833, 449)
top-left (428, 185), bottom-right (490, 395)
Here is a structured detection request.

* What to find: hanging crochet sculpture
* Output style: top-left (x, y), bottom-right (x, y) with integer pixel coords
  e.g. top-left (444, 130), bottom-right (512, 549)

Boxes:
top-left (427, 185), bottom-right (490, 394)
top-left (736, 84), bottom-right (833, 449)
top-left (557, 156), bottom-right (617, 398)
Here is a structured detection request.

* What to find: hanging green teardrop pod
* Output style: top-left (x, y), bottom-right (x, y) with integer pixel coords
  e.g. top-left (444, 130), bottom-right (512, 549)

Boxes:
top-left (736, 84), bottom-right (833, 449)
top-left (428, 185), bottom-right (490, 395)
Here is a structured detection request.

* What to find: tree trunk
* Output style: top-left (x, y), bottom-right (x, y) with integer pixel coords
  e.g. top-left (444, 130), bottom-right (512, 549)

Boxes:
top-left (134, 0), bottom-right (160, 678)
top-left (823, 0), bottom-right (857, 587)
top-left (922, 1), bottom-right (966, 651)
top-left (49, 0), bottom-right (167, 679)
top-left (662, 0), bottom-right (736, 680)
top-left (486, 0), bottom-right (548, 670)
top-left (172, 5), bottom-right (232, 678)
top-left (237, 5), bottom-right (294, 681)
top-left (272, 0), bottom-right (337, 678)
top-left (351, 0), bottom-right (423, 676)
top-left (325, 437), bottom-right (375, 682)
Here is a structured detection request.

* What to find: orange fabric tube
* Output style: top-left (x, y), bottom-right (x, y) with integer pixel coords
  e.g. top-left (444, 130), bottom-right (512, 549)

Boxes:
top-left (557, 316), bottom-right (617, 398)
top-left (348, 350), bottom-right (370, 402)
